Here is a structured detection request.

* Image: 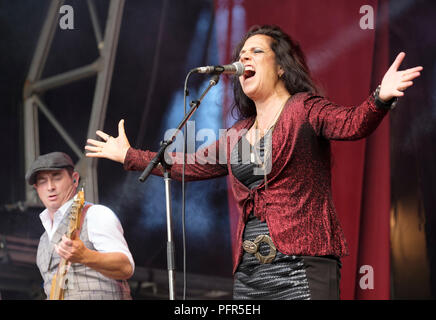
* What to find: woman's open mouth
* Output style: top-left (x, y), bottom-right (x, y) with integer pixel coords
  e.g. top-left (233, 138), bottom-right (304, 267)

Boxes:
top-left (243, 65), bottom-right (256, 80)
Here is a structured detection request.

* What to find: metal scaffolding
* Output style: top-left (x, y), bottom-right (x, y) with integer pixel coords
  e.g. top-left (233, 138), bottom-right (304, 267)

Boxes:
top-left (22, 0), bottom-right (125, 206)
top-left (1, 0), bottom-right (238, 302)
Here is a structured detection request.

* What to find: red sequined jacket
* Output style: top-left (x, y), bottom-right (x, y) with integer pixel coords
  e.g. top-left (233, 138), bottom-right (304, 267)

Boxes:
top-left (124, 92), bottom-right (388, 274)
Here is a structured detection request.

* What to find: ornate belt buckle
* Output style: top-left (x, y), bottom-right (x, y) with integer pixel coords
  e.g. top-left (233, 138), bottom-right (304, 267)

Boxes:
top-left (242, 235), bottom-right (276, 264)
top-left (243, 240), bottom-right (258, 254)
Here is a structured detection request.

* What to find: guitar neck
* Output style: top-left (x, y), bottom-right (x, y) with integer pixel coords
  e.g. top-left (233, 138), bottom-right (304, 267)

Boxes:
top-left (49, 190), bottom-right (85, 300)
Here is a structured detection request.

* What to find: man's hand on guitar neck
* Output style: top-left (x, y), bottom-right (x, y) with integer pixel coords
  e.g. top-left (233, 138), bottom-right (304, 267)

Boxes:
top-left (55, 235), bottom-right (88, 264)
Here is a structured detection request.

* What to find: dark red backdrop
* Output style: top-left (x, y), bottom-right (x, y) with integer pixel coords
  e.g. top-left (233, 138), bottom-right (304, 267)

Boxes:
top-left (214, 0), bottom-right (391, 299)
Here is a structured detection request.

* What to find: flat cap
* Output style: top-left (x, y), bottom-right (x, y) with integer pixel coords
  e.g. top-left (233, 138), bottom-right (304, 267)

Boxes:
top-left (25, 152), bottom-right (75, 185)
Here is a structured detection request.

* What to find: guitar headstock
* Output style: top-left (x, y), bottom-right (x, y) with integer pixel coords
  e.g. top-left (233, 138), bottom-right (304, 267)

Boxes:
top-left (67, 188), bottom-right (85, 238)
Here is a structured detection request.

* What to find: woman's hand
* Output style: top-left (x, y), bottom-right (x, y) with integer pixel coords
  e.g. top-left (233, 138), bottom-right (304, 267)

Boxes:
top-left (379, 52), bottom-right (423, 102)
top-left (85, 119), bottom-right (131, 164)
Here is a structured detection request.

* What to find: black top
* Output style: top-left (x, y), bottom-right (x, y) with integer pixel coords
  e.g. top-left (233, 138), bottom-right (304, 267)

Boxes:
top-left (230, 135), bottom-right (265, 189)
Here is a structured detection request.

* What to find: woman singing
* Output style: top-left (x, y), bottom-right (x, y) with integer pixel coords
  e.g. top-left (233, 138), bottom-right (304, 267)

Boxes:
top-left (85, 25), bottom-right (422, 300)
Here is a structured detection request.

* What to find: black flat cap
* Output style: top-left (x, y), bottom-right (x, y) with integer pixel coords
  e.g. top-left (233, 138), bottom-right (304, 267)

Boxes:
top-left (25, 152), bottom-right (75, 185)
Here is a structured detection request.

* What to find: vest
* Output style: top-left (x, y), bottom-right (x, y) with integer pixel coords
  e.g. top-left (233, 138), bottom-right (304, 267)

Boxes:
top-left (36, 203), bottom-right (132, 300)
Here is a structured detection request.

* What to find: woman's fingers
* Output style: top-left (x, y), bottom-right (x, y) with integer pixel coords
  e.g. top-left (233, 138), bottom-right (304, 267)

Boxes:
top-left (84, 145), bottom-right (101, 153)
top-left (398, 81), bottom-right (414, 91)
top-left (118, 119), bottom-right (126, 137)
top-left (405, 66), bottom-right (423, 74)
top-left (379, 52), bottom-right (423, 101)
top-left (402, 71), bottom-right (421, 81)
top-left (389, 52), bottom-right (406, 72)
top-left (96, 130), bottom-right (111, 141)
top-left (85, 144), bottom-right (105, 158)
top-left (85, 137), bottom-right (108, 158)
top-left (85, 119), bottom-right (129, 163)
top-left (86, 138), bottom-right (105, 147)
top-left (85, 152), bottom-right (104, 158)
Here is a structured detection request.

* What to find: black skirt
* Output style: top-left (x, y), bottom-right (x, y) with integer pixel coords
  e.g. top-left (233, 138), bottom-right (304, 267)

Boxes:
top-left (233, 214), bottom-right (341, 300)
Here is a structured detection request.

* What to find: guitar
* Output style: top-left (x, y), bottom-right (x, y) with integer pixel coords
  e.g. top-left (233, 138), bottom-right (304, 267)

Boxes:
top-left (49, 188), bottom-right (85, 300)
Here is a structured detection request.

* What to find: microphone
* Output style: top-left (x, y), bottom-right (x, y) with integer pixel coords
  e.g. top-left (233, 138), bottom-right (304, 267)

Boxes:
top-left (194, 61), bottom-right (244, 76)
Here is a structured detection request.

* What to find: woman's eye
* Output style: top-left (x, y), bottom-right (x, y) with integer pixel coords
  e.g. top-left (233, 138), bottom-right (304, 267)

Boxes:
top-left (238, 48), bottom-right (264, 59)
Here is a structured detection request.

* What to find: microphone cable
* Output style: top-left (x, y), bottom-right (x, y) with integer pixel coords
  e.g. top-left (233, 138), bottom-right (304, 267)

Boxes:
top-left (181, 69), bottom-right (195, 300)
top-left (181, 69), bottom-right (220, 299)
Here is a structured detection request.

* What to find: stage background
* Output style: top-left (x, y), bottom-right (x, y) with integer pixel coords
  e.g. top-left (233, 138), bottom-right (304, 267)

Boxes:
top-left (0, 0), bottom-right (434, 299)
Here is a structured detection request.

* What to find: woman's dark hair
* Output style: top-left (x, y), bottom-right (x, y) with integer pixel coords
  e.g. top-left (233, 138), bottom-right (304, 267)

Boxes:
top-left (231, 25), bottom-right (319, 119)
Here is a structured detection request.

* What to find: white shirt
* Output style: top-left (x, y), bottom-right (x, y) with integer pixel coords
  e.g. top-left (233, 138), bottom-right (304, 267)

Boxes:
top-left (39, 198), bottom-right (135, 272)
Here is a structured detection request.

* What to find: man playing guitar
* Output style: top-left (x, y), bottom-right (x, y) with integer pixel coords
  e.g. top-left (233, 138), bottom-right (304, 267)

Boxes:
top-left (26, 152), bottom-right (133, 300)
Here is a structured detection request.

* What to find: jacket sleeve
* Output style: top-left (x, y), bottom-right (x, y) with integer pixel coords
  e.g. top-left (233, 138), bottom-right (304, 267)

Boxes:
top-left (304, 94), bottom-right (389, 140)
top-left (123, 133), bottom-right (229, 182)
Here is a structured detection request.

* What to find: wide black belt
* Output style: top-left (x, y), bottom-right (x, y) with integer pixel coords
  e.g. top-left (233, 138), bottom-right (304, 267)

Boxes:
top-left (242, 234), bottom-right (277, 264)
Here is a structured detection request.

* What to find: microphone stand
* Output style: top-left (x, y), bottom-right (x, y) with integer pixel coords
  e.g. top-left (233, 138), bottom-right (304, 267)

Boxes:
top-left (138, 74), bottom-right (220, 300)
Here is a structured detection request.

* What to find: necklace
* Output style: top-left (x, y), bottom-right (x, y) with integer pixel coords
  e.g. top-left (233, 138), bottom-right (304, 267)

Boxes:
top-left (249, 96), bottom-right (290, 188)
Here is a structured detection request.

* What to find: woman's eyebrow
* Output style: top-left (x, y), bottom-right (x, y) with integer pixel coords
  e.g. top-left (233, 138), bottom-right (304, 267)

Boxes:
top-left (239, 47), bottom-right (255, 56)
top-left (239, 45), bottom-right (267, 55)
